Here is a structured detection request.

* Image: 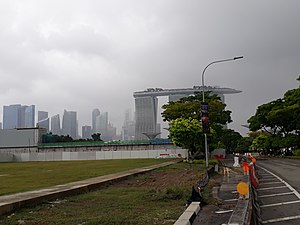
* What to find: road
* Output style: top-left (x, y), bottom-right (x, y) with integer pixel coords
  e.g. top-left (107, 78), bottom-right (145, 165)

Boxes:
top-left (256, 158), bottom-right (300, 224)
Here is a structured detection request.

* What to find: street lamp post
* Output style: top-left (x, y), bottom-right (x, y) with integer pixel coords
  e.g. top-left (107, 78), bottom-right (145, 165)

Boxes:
top-left (201, 56), bottom-right (243, 168)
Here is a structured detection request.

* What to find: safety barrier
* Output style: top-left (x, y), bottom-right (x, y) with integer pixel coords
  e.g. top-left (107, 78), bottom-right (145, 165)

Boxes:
top-left (228, 154), bottom-right (261, 225)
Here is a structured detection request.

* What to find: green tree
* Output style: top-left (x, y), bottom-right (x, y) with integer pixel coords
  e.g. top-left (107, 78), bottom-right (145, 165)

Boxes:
top-left (248, 78), bottom-right (300, 135)
top-left (91, 133), bottom-right (102, 141)
top-left (215, 129), bottom-right (242, 153)
top-left (162, 92), bottom-right (236, 156)
top-left (162, 92), bottom-right (232, 127)
top-left (168, 117), bottom-right (203, 159)
top-left (235, 137), bottom-right (253, 153)
top-left (248, 76), bottom-right (300, 151)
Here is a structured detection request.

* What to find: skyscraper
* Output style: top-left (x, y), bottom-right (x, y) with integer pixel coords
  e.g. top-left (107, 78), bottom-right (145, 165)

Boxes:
top-left (37, 118), bottom-right (49, 132)
top-left (62, 110), bottom-right (77, 139)
top-left (3, 104), bottom-right (35, 129)
top-left (51, 114), bottom-right (61, 135)
top-left (122, 109), bottom-right (135, 140)
top-left (92, 108), bottom-right (100, 133)
top-left (82, 125), bottom-right (92, 139)
top-left (37, 111), bottom-right (49, 131)
top-left (134, 96), bottom-right (159, 140)
top-left (38, 111), bottom-right (48, 121)
top-left (96, 112), bottom-right (108, 137)
top-left (133, 86), bottom-right (242, 140)
top-left (18, 105), bottom-right (27, 128)
top-left (3, 104), bottom-right (21, 129)
top-left (25, 105), bottom-right (35, 128)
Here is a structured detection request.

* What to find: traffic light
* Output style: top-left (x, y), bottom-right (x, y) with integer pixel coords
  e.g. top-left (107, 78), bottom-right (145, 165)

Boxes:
top-left (201, 102), bottom-right (210, 134)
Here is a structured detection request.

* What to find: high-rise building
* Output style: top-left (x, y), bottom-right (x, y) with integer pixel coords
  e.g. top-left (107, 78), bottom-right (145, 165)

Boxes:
top-left (18, 105), bottom-right (27, 128)
top-left (96, 112), bottom-right (108, 137)
top-left (25, 105), bottom-right (35, 128)
top-left (38, 111), bottom-right (48, 121)
top-left (62, 110), bottom-right (77, 139)
top-left (82, 125), bottom-right (92, 139)
top-left (3, 104), bottom-right (21, 129)
top-left (50, 114), bottom-right (61, 135)
top-left (122, 109), bottom-right (135, 140)
top-left (3, 104), bottom-right (35, 129)
top-left (37, 111), bottom-right (49, 131)
top-left (133, 86), bottom-right (242, 140)
top-left (92, 108), bottom-right (100, 133)
top-left (37, 118), bottom-right (49, 132)
top-left (106, 123), bottom-right (117, 141)
top-left (134, 96), bottom-right (159, 140)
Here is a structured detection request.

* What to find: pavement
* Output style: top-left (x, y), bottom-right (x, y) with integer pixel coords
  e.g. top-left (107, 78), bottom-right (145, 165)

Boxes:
top-left (192, 158), bottom-right (246, 225)
top-left (0, 160), bottom-right (178, 216)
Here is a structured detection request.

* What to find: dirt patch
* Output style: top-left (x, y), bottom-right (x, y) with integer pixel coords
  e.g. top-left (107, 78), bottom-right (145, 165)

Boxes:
top-left (111, 164), bottom-right (222, 204)
top-left (113, 166), bottom-right (202, 190)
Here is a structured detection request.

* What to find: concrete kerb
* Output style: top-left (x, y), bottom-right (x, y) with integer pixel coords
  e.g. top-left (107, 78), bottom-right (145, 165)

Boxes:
top-left (179, 159), bottom-right (253, 225)
top-left (174, 202), bottom-right (200, 225)
top-left (174, 165), bottom-right (216, 225)
top-left (0, 160), bottom-right (180, 216)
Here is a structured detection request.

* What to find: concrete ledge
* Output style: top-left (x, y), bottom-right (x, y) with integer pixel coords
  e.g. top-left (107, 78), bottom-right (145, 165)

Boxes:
top-left (228, 199), bottom-right (249, 224)
top-left (174, 202), bottom-right (200, 225)
top-left (0, 160), bottom-right (179, 216)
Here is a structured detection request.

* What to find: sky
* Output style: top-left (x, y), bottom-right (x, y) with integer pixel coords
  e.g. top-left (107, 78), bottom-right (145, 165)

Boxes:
top-left (0, 0), bottom-right (299, 137)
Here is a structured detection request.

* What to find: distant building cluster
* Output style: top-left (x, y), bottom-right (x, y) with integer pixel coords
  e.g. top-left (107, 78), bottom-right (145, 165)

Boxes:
top-left (0, 86), bottom-right (240, 142)
top-left (1, 104), bottom-right (120, 141)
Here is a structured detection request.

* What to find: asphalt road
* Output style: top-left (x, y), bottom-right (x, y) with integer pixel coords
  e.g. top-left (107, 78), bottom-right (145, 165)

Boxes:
top-left (256, 158), bottom-right (300, 224)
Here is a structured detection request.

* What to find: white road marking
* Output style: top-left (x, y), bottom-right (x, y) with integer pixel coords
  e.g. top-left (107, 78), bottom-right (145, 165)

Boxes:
top-left (257, 166), bottom-right (300, 224)
top-left (260, 200), bottom-right (300, 208)
top-left (224, 198), bottom-right (238, 202)
top-left (259, 186), bottom-right (287, 191)
top-left (259, 192), bottom-right (294, 198)
top-left (258, 166), bottom-right (300, 200)
top-left (259, 178), bottom-right (279, 182)
top-left (215, 209), bottom-right (233, 214)
top-left (260, 181), bottom-right (282, 185)
top-left (262, 214), bottom-right (300, 224)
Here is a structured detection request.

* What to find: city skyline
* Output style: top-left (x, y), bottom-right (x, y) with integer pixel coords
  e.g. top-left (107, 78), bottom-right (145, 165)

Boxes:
top-left (0, 1), bottom-right (299, 137)
top-left (1, 104), bottom-right (120, 139)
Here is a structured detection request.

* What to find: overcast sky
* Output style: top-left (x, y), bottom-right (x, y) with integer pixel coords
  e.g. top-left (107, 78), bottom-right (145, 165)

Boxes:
top-left (0, 0), bottom-right (299, 137)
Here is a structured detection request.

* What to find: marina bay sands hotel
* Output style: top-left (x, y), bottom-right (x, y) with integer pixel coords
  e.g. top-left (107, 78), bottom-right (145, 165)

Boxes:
top-left (133, 86), bottom-right (241, 140)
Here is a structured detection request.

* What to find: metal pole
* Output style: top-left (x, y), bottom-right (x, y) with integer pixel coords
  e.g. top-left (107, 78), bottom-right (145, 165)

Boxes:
top-left (201, 56), bottom-right (243, 168)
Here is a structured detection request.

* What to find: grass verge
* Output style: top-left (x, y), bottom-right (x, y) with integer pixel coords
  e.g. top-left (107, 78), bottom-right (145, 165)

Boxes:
top-left (0, 162), bottom-right (214, 225)
top-left (0, 159), bottom-right (174, 196)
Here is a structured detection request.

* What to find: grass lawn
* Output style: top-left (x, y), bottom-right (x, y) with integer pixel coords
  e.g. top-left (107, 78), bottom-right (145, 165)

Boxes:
top-left (0, 162), bottom-right (218, 225)
top-left (0, 159), bottom-right (175, 196)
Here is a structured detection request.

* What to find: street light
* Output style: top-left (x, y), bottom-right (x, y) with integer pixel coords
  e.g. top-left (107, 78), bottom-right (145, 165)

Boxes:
top-left (201, 56), bottom-right (243, 168)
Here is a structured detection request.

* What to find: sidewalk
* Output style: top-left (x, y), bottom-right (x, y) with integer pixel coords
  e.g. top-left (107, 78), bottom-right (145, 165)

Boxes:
top-left (0, 160), bottom-right (178, 216)
top-left (192, 158), bottom-right (244, 225)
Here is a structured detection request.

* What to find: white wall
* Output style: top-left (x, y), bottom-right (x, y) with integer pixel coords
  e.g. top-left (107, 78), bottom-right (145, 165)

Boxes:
top-left (3, 148), bottom-right (187, 162)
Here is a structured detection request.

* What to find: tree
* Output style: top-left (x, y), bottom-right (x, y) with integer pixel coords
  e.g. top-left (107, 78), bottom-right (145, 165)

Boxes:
top-left (215, 129), bottom-right (242, 153)
top-left (248, 77), bottom-right (300, 135)
top-left (91, 133), bottom-right (102, 141)
top-left (168, 117), bottom-right (203, 159)
top-left (235, 137), bottom-right (253, 154)
top-left (247, 76), bottom-right (300, 151)
top-left (162, 92), bottom-right (235, 156)
top-left (162, 92), bottom-right (232, 127)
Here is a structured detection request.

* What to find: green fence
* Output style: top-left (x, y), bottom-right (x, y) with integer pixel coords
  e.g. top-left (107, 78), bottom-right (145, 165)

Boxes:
top-left (38, 139), bottom-right (173, 148)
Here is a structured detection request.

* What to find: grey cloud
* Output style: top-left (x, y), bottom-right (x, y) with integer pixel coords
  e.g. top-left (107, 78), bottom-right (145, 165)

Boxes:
top-left (42, 25), bottom-right (112, 57)
top-left (0, 0), bottom-right (299, 136)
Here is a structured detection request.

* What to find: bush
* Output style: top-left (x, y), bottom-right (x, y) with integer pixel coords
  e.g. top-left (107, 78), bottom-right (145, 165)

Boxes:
top-left (162, 186), bottom-right (185, 200)
top-left (146, 186), bottom-right (187, 201)
top-left (293, 149), bottom-right (300, 156)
